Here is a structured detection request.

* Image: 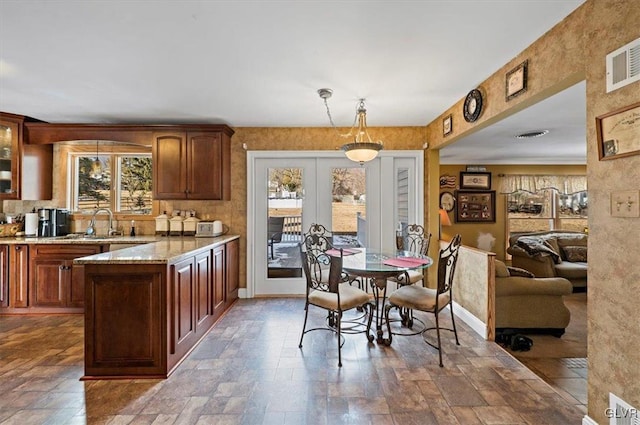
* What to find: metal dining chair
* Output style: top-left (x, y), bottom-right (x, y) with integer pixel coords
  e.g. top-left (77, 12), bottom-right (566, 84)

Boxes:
top-left (390, 224), bottom-right (432, 287)
top-left (299, 234), bottom-right (374, 366)
top-left (384, 234), bottom-right (462, 366)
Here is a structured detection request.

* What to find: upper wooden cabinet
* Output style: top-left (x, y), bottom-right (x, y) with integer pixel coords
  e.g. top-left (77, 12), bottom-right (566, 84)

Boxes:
top-left (0, 112), bottom-right (52, 200)
top-left (153, 129), bottom-right (231, 200)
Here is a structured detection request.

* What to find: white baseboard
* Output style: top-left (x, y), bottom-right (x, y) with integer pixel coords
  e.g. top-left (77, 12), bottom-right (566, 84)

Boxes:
top-left (239, 288), bottom-right (248, 298)
top-left (451, 301), bottom-right (488, 339)
top-left (582, 415), bottom-right (598, 425)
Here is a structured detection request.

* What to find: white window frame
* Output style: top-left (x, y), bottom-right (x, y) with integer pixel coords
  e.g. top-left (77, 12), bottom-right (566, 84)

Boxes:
top-left (68, 152), bottom-right (152, 215)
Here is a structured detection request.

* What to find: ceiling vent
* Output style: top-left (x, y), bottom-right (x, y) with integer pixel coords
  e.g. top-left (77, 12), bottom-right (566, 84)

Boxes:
top-left (606, 37), bottom-right (640, 93)
top-left (515, 130), bottom-right (549, 139)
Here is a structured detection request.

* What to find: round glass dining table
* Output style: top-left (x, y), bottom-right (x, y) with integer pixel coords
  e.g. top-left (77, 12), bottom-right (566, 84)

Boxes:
top-left (341, 248), bottom-right (433, 344)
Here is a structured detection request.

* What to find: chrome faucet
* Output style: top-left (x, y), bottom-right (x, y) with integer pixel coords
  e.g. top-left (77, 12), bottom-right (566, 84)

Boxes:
top-left (86, 208), bottom-right (121, 236)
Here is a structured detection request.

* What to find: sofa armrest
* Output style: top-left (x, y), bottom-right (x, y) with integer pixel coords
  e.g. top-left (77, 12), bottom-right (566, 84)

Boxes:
top-left (496, 276), bottom-right (573, 297)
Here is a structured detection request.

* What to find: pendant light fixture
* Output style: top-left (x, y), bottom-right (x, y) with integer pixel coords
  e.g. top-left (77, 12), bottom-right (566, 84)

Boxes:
top-left (318, 88), bottom-right (383, 164)
top-left (90, 140), bottom-right (102, 179)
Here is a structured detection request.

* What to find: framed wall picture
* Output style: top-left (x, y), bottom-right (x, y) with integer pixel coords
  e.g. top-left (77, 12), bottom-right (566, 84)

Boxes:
top-left (505, 60), bottom-right (528, 101)
top-left (460, 171), bottom-right (491, 190)
top-left (596, 102), bottom-right (640, 160)
top-left (456, 190), bottom-right (496, 223)
top-left (443, 114), bottom-right (452, 136)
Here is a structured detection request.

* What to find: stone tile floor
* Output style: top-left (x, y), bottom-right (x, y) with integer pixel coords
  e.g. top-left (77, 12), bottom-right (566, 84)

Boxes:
top-left (0, 298), bottom-right (585, 424)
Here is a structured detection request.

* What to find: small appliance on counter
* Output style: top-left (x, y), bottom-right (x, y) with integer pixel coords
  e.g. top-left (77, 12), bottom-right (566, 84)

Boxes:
top-left (37, 208), bottom-right (71, 237)
top-left (24, 212), bottom-right (39, 236)
top-left (196, 220), bottom-right (228, 237)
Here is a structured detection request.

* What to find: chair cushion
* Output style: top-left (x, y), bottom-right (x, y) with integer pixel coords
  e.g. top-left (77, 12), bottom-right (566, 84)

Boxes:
top-left (309, 284), bottom-right (371, 311)
top-left (495, 260), bottom-right (510, 277)
top-left (387, 269), bottom-right (424, 285)
top-left (388, 285), bottom-right (450, 312)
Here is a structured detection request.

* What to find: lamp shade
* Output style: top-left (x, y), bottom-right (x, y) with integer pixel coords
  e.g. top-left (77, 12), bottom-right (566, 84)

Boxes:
top-left (342, 142), bottom-right (382, 163)
top-left (439, 209), bottom-right (452, 227)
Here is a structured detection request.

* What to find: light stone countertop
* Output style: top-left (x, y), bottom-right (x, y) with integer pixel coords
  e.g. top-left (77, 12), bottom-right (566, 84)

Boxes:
top-left (0, 234), bottom-right (161, 245)
top-left (73, 234), bottom-right (240, 265)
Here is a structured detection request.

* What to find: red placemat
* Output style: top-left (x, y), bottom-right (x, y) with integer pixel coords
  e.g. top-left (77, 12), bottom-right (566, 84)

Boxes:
top-left (383, 257), bottom-right (430, 267)
top-left (326, 248), bottom-right (360, 256)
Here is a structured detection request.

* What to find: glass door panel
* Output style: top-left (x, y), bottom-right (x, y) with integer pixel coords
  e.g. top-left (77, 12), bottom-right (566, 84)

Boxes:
top-left (267, 167), bottom-right (303, 279)
top-left (331, 167), bottom-right (366, 247)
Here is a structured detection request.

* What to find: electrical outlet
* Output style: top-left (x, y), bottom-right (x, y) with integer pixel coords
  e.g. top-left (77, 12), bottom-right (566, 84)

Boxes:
top-left (611, 190), bottom-right (640, 217)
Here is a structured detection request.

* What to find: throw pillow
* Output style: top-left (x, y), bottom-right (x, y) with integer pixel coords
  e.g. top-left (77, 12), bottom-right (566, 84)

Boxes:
top-left (562, 245), bottom-right (588, 262)
top-left (495, 260), bottom-right (510, 277)
top-left (507, 266), bottom-right (535, 278)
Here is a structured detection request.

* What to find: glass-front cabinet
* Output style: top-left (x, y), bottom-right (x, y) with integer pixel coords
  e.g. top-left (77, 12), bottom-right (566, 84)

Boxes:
top-left (0, 112), bottom-right (53, 200)
top-left (0, 116), bottom-right (19, 199)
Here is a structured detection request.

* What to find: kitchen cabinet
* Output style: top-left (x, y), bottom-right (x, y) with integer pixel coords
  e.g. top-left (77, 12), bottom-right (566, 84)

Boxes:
top-left (212, 244), bottom-right (226, 312)
top-left (83, 237), bottom-right (239, 378)
top-left (9, 244), bottom-right (29, 308)
top-left (153, 129), bottom-right (232, 200)
top-left (226, 238), bottom-right (239, 301)
top-left (0, 112), bottom-right (52, 200)
top-left (29, 244), bottom-right (103, 309)
top-left (0, 245), bottom-right (8, 307)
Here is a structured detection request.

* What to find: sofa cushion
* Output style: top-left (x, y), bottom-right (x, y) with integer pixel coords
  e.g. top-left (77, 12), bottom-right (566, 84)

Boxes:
top-left (556, 234), bottom-right (588, 248)
top-left (495, 260), bottom-right (510, 277)
top-left (554, 261), bottom-right (588, 279)
top-left (561, 245), bottom-right (588, 262)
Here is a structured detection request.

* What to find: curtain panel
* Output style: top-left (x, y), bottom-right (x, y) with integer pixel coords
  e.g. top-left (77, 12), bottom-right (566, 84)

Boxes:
top-left (499, 175), bottom-right (587, 194)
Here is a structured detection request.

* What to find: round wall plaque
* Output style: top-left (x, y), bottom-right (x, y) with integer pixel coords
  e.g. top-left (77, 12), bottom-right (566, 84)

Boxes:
top-left (463, 88), bottom-right (483, 122)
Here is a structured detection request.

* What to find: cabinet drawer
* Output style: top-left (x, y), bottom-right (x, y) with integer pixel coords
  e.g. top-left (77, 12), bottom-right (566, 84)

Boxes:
top-left (32, 244), bottom-right (103, 258)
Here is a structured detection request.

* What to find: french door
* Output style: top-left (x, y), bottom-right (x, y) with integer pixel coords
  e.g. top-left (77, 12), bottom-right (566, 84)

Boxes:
top-left (247, 151), bottom-right (422, 297)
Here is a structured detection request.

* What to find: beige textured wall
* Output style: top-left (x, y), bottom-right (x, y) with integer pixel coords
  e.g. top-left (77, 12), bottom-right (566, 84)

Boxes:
top-left (427, 1), bottom-right (639, 421)
top-left (584, 1), bottom-right (640, 421)
top-left (231, 127), bottom-right (426, 288)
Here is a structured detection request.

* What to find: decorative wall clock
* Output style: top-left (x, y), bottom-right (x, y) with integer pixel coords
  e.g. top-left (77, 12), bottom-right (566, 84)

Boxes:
top-left (463, 88), bottom-right (483, 122)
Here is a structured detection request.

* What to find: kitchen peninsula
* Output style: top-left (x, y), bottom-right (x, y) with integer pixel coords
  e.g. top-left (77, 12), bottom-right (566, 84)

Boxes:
top-left (74, 234), bottom-right (239, 379)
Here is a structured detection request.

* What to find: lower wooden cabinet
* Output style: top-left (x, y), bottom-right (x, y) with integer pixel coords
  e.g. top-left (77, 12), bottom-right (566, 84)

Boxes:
top-left (84, 238), bottom-right (239, 379)
top-left (30, 245), bottom-right (103, 309)
top-left (9, 244), bottom-right (29, 308)
top-left (0, 245), bottom-right (8, 307)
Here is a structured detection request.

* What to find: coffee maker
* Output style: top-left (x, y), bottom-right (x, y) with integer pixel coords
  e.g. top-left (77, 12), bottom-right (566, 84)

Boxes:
top-left (37, 208), bottom-right (71, 237)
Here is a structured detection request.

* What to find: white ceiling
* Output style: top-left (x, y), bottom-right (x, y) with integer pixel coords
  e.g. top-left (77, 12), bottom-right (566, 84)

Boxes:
top-left (0, 0), bottom-right (586, 163)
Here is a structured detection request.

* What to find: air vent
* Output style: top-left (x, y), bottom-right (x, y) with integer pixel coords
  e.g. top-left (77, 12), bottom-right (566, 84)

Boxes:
top-left (606, 37), bottom-right (640, 93)
top-left (609, 393), bottom-right (639, 425)
top-left (515, 130), bottom-right (549, 139)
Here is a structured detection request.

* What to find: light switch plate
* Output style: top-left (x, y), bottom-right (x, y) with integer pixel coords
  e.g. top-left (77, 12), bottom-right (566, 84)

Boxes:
top-left (611, 190), bottom-right (640, 217)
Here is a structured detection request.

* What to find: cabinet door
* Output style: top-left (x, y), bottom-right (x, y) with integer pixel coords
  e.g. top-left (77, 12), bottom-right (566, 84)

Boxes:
top-left (170, 257), bottom-right (196, 358)
top-left (67, 245), bottom-right (102, 307)
top-left (0, 118), bottom-right (19, 199)
top-left (30, 258), bottom-right (67, 307)
top-left (187, 132), bottom-right (222, 199)
top-left (212, 245), bottom-right (226, 312)
top-left (195, 250), bottom-right (212, 327)
top-left (153, 132), bottom-right (188, 199)
top-left (10, 244), bottom-right (29, 307)
top-left (0, 245), bottom-right (8, 307)
top-left (30, 244), bottom-right (102, 308)
top-left (226, 239), bottom-right (239, 302)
